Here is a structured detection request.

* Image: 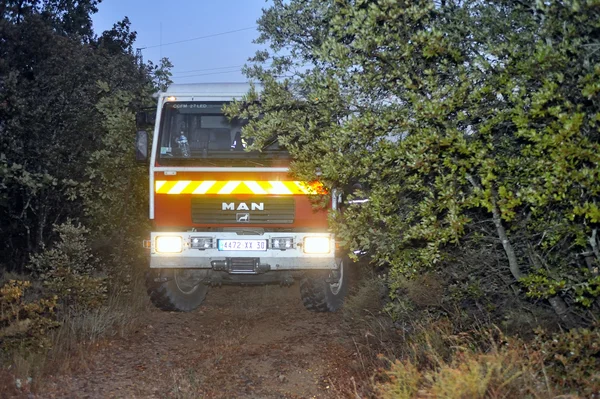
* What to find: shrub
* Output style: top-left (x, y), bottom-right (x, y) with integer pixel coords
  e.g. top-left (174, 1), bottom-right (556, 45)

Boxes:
top-left (343, 276), bottom-right (386, 322)
top-left (28, 222), bottom-right (107, 312)
top-left (375, 322), bottom-right (533, 398)
top-left (533, 326), bottom-right (600, 396)
top-left (377, 359), bottom-right (421, 399)
top-left (0, 280), bottom-right (59, 353)
top-left (378, 347), bottom-right (527, 399)
top-left (375, 318), bottom-right (600, 398)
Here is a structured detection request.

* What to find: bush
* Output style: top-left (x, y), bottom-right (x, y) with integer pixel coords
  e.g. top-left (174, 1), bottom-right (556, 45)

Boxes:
top-left (375, 319), bottom-right (600, 398)
top-left (0, 280), bottom-right (59, 353)
top-left (533, 326), bottom-right (600, 396)
top-left (378, 347), bottom-right (527, 399)
top-left (343, 276), bottom-right (386, 322)
top-left (28, 222), bottom-right (107, 312)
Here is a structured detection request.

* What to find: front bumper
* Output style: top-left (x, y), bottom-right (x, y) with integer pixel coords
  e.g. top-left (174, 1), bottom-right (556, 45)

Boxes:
top-left (149, 232), bottom-right (337, 271)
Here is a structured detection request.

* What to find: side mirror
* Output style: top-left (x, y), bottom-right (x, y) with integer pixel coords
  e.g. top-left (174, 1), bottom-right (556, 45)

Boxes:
top-left (136, 130), bottom-right (148, 162)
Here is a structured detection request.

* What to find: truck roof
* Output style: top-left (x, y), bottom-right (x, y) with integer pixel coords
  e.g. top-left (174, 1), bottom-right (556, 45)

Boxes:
top-left (164, 82), bottom-right (262, 97)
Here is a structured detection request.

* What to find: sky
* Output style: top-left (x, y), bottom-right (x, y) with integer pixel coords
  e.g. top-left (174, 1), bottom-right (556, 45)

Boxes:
top-left (91, 0), bottom-right (270, 84)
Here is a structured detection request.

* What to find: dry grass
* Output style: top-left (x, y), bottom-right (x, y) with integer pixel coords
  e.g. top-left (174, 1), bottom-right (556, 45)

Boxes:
top-left (47, 275), bottom-right (148, 372)
top-left (343, 276), bottom-right (386, 322)
top-left (1, 270), bottom-right (149, 389)
top-left (373, 322), bottom-right (597, 399)
top-left (341, 275), bottom-right (594, 398)
top-left (170, 368), bottom-right (205, 399)
top-left (376, 339), bottom-right (548, 399)
top-left (404, 273), bottom-right (444, 308)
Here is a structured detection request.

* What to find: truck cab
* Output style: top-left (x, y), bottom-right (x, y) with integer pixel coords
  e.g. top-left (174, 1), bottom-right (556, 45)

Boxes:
top-left (139, 83), bottom-right (349, 312)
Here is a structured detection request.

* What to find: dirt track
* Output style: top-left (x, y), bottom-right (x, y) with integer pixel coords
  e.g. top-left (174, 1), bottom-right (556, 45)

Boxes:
top-left (38, 285), bottom-right (362, 398)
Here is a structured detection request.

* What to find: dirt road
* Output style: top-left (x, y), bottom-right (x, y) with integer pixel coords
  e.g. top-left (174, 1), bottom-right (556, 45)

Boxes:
top-left (39, 284), bottom-right (363, 398)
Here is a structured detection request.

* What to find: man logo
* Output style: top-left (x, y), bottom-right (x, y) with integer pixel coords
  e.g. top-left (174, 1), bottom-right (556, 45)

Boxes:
top-left (222, 202), bottom-right (264, 211)
top-left (236, 213), bottom-right (250, 223)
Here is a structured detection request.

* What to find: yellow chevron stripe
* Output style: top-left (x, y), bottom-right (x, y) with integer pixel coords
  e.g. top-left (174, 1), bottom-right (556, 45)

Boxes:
top-left (192, 181), bottom-right (216, 194)
top-left (208, 181), bottom-right (229, 194)
top-left (155, 181), bottom-right (167, 192)
top-left (155, 181), bottom-right (322, 195)
top-left (181, 181), bottom-right (202, 194)
top-left (267, 181), bottom-right (292, 195)
top-left (168, 181), bottom-right (192, 194)
top-left (218, 181), bottom-right (241, 194)
top-left (256, 181), bottom-right (272, 194)
top-left (244, 181), bottom-right (267, 195)
top-left (156, 181), bottom-right (178, 194)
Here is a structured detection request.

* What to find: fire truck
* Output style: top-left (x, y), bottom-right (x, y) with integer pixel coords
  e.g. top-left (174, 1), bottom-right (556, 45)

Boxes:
top-left (136, 83), bottom-right (349, 312)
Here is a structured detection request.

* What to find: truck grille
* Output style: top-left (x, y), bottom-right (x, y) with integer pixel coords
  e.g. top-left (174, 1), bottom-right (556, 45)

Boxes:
top-left (191, 196), bottom-right (295, 224)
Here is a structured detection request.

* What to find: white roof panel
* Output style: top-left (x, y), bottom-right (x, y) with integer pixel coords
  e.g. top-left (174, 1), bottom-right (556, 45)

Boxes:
top-left (164, 82), bottom-right (262, 97)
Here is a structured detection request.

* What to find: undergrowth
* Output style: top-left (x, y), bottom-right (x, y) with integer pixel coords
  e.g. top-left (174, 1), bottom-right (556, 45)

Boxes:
top-left (342, 275), bottom-right (600, 398)
top-left (0, 222), bottom-right (148, 393)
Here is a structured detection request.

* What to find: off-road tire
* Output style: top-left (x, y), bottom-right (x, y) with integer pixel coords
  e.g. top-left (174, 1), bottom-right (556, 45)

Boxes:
top-left (300, 257), bottom-right (350, 312)
top-left (146, 269), bottom-right (208, 312)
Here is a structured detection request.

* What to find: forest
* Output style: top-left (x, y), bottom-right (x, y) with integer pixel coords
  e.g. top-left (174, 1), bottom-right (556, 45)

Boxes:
top-left (2, 0), bottom-right (600, 397)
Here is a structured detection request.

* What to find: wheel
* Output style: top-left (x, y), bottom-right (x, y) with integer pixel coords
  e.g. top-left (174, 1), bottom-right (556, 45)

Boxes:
top-left (300, 257), bottom-right (350, 312)
top-left (146, 269), bottom-right (208, 312)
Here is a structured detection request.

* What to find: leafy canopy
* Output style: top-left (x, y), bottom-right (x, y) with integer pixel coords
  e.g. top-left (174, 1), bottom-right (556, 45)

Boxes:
top-left (226, 0), bottom-right (600, 317)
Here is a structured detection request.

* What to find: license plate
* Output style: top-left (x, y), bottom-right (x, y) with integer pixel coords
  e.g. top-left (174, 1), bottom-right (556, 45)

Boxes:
top-left (218, 239), bottom-right (267, 251)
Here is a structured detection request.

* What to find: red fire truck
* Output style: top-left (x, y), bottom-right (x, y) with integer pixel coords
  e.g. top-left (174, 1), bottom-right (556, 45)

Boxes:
top-left (136, 83), bottom-right (349, 312)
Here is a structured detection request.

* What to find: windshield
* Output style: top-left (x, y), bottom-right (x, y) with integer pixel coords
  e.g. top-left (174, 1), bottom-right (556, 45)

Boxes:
top-left (157, 101), bottom-right (288, 166)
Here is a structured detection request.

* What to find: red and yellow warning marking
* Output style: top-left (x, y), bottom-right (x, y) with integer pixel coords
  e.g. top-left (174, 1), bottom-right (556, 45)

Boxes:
top-left (155, 181), bottom-right (324, 195)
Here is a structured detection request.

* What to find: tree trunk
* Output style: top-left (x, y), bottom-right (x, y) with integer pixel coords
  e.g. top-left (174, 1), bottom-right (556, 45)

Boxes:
top-left (548, 296), bottom-right (576, 327)
top-left (467, 176), bottom-right (576, 325)
top-left (489, 188), bottom-right (522, 280)
top-left (37, 204), bottom-right (47, 252)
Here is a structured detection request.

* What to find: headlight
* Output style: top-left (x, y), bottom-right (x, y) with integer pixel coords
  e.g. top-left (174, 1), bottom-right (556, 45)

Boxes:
top-left (303, 236), bottom-right (330, 254)
top-left (155, 236), bottom-right (183, 253)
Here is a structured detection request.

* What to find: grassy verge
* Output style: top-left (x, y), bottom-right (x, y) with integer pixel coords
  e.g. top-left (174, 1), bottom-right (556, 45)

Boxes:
top-left (0, 269), bottom-right (148, 395)
top-left (341, 276), bottom-right (600, 398)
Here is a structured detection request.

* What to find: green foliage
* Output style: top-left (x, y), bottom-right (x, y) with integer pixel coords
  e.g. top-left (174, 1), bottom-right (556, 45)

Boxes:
top-left (0, 280), bottom-right (59, 353)
top-left (227, 0), bottom-right (600, 323)
top-left (521, 268), bottom-right (600, 308)
top-left (0, 0), bottom-right (157, 373)
top-left (151, 57), bottom-right (174, 93)
top-left (520, 272), bottom-right (567, 299)
top-left (85, 86), bottom-right (149, 238)
top-left (81, 86), bottom-right (151, 284)
top-left (0, 1), bottom-right (155, 270)
top-left (28, 222), bottom-right (107, 312)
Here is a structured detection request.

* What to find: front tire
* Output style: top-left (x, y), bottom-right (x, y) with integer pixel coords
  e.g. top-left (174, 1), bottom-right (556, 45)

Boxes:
top-left (300, 257), bottom-right (349, 312)
top-left (146, 269), bottom-right (208, 312)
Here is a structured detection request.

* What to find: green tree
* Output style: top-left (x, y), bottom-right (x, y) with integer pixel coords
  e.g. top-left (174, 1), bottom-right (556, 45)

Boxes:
top-left (82, 85), bottom-right (150, 277)
top-left (0, 1), bottom-right (154, 271)
top-left (227, 0), bottom-right (600, 325)
top-left (151, 57), bottom-right (174, 93)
